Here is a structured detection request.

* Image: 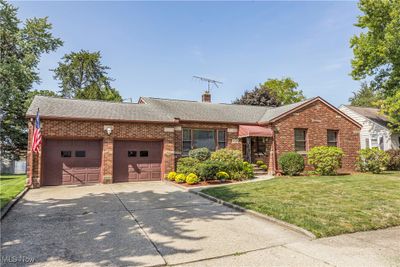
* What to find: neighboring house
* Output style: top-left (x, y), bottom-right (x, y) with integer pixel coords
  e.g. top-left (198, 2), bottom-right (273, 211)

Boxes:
top-left (26, 93), bottom-right (361, 187)
top-left (0, 158), bottom-right (26, 174)
top-left (339, 105), bottom-right (400, 151)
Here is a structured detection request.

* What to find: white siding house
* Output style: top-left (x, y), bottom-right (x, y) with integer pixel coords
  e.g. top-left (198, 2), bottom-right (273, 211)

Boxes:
top-left (339, 105), bottom-right (400, 150)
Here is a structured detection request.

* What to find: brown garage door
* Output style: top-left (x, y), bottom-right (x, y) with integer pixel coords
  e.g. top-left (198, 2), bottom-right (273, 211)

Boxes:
top-left (113, 140), bottom-right (162, 182)
top-left (43, 139), bottom-right (102, 186)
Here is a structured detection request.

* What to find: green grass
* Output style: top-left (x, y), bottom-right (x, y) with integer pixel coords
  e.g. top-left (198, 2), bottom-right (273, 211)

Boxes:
top-left (0, 174), bottom-right (26, 209)
top-left (202, 172), bottom-right (400, 237)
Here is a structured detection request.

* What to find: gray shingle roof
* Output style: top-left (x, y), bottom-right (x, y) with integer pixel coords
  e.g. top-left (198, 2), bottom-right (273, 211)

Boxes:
top-left (345, 105), bottom-right (389, 128)
top-left (259, 98), bottom-right (317, 123)
top-left (26, 95), bottom-right (318, 124)
top-left (140, 97), bottom-right (271, 124)
top-left (26, 96), bottom-right (175, 122)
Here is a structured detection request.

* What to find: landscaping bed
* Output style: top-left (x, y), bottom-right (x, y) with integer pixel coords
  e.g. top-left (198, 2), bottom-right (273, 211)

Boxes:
top-left (0, 174), bottom-right (26, 209)
top-left (201, 171), bottom-right (400, 238)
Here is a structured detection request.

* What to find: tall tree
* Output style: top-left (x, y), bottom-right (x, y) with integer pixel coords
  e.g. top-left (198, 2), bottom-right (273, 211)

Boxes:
top-left (53, 50), bottom-right (122, 101)
top-left (233, 84), bottom-right (280, 106)
top-left (350, 0), bottom-right (400, 131)
top-left (262, 77), bottom-right (305, 105)
top-left (349, 83), bottom-right (381, 107)
top-left (233, 77), bottom-right (305, 107)
top-left (0, 0), bottom-right (62, 159)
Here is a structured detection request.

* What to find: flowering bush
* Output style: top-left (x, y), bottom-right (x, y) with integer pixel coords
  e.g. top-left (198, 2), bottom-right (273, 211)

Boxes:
top-left (186, 173), bottom-right (200, 185)
top-left (167, 172), bottom-right (177, 181)
top-left (175, 173), bottom-right (186, 183)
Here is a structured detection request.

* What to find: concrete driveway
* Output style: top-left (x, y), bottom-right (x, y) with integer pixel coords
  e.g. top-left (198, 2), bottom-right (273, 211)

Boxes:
top-left (1, 182), bottom-right (399, 267)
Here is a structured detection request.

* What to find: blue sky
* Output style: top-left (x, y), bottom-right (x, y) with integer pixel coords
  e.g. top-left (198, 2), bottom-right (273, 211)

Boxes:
top-left (13, 1), bottom-right (362, 106)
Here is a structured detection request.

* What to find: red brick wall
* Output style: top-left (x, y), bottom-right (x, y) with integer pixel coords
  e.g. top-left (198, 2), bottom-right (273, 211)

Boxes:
top-left (27, 119), bottom-right (177, 187)
top-left (272, 101), bottom-right (361, 172)
top-left (27, 120), bottom-right (243, 187)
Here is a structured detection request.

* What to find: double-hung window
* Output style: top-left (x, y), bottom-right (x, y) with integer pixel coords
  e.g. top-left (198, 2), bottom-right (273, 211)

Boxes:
top-left (294, 128), bottom-right (307, 152)
top-left (327, 130), bottom-right (338, 147)
top-left (182, 128), bottom-right (227, 155)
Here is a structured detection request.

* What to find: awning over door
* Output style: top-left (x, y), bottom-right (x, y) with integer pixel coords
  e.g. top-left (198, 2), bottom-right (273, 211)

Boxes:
top-left (238, 125), bottom-right (274, 138)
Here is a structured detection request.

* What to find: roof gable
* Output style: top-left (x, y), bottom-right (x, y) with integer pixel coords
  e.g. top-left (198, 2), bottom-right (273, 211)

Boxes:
top-left (344, 105), bottom-right (389, 129)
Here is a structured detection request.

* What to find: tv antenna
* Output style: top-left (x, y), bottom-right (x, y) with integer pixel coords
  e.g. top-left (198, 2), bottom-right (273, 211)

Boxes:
top-left (193, 76), bottom-right (223, 93)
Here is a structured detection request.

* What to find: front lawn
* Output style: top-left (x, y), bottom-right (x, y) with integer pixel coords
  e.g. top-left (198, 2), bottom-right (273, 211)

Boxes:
top-left (202, 172), bottom-right (400, 237)
top-left (0, 174), bottom-right (26, 209)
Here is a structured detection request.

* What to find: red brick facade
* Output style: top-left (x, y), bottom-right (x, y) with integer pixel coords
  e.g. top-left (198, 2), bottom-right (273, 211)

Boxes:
top-left (27, 99), bottom-right (360, 187)
top-left (271, 100), bottom-right (360, 172)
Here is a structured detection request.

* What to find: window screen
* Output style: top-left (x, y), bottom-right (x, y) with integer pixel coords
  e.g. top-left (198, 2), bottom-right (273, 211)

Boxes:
top-left (75, 151), bottom-right (86, 157)
top-left (327, 130), bottom-right (338, 147)
top-left (218, 130), bottom-right (226, 149)
top-left (294, 129), bottom-right (307, 152)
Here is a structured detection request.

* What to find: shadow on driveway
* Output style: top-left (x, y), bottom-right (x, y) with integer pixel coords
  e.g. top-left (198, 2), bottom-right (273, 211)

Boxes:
top-left (1, 182), bottom-right (306, 266)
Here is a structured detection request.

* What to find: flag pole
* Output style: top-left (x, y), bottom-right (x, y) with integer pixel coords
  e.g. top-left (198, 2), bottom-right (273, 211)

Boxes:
top-left (27, 108), bottom-right (39, 188)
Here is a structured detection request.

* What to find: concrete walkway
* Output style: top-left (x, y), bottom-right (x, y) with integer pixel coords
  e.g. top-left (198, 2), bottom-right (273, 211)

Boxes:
top-left (1, 182), bottom-right (399, 267)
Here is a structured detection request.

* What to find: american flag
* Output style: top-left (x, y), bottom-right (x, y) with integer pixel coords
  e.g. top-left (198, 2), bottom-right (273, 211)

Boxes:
top-left (32, 109), bottom-right (42, 153)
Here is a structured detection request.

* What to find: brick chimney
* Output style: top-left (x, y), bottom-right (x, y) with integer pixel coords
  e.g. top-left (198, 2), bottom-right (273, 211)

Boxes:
top-left (202, 91), bottom-right (211, 103)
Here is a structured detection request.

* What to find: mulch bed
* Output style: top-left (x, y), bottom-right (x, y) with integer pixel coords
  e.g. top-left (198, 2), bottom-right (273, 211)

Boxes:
top-left (176, 179), bottom-right (237, 187)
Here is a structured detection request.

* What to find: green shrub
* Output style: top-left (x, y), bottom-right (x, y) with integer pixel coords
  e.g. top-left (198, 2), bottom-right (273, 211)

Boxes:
top-left (197, 160), bottom-right (227, 180)
top-left (186, 173), bottom-right (200, 185)
top-left (175, 173), bottom-right (186, 183)
top-left (210, 149), bottom-right (243, 172)
top-left (357, 148), bottom-right (390, 174)
top-left (177, 157), bottom-right (200, 175)
top-left (242, 161), bottom-right (254, 178)
top-left (216, 171), bottom-right (229, 180)
top-left (308, 146), bottom-right (344, 175)
top-left (387, 149), bottom-right (400, 170)
top-left (278, 152), bottom-right (305, 176)
top-left (167, 172), bottom-right (177, 181)
top-left (189, 147), bottom-right (211, 161)
top-left (259, 164), bottom-right (268, 171)
top-left (256, 160), bottom-right (264, 166)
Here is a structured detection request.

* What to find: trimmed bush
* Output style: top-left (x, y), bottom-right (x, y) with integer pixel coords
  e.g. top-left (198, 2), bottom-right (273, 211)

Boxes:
top-left (242, 161), bottom-right (254, 178)
top-left (189, 147), bottom-right (211, 161)
top-left (197, 160), bottom-right (227, 180)
top-left (278, 152), bottom-right (305, 176)
top-left (167, 172), bottom-right (177, 181)
top-left (186, 173), bottom-right (200, 185)
top-left (387, 149), bottom-right (400, 170)
top-left (177, 157), bottom-right (200, 175)
top-left (308, 146), bottom-right (344, 175)
top-left (259, 164), bottom-right (268, 171)
top-left (256, 160), bottom-right (264, 166)
top-left (357, 148), bottom-right (390, 174)
top-left (175, 173), bottom-right (186, 183)
top-left (210, 149), bottom-right (243, 172)
top-left (216, 171), bottom-right (229, 180)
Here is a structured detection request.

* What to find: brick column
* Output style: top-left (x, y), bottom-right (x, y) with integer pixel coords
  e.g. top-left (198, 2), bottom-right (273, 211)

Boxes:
top-left (102, 136), bottom-right (113, 184)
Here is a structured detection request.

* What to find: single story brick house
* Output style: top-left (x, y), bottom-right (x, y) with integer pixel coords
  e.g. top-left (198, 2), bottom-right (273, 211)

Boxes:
top-left (26, 93), bottom-right (361, 187)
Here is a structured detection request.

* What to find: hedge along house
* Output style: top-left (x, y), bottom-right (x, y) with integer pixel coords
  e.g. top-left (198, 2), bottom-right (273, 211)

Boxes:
top-left (26, 93), bottom-right (361, 187)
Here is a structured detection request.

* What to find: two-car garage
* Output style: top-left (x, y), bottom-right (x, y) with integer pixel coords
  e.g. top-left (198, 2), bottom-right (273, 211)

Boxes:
top-left (42, 139), bottom-right (162, 186)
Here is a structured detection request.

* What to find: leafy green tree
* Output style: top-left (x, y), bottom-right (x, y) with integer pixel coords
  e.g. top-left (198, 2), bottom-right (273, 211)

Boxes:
top-left (350, 0), bottom-right (400, 131)
top-left (349, 83), bottom-right (381, 107)
top-left (233, 77), bottom-right (304, 106)
top-left (0, 0), bottom-right (62, 159)
top-left (53, 50), bottom-right (122, 101)
top-left (262, 77), bottom-right (305, 105)
top-left (233, 84), bottom-right (280, 106)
